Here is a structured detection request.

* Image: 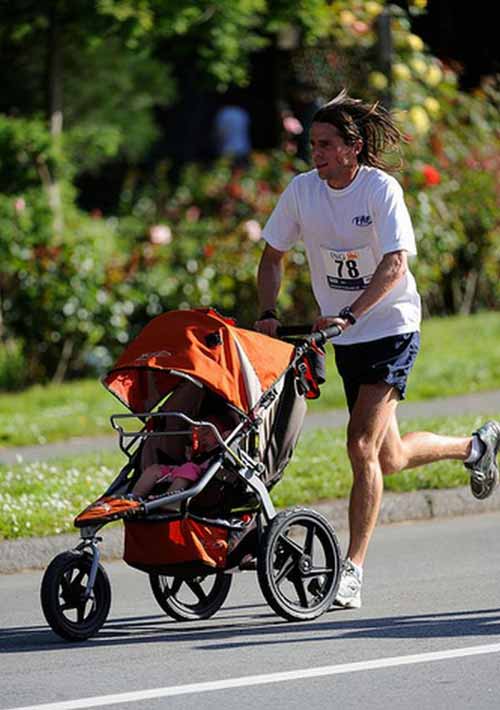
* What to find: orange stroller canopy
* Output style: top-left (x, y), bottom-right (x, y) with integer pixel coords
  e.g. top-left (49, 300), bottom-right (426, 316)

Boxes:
top-left (103, 309), bottom-right (295, 413)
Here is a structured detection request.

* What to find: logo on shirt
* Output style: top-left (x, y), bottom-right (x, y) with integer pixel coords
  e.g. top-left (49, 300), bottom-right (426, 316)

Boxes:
top-left (352, 214), bottom-right (373, 226)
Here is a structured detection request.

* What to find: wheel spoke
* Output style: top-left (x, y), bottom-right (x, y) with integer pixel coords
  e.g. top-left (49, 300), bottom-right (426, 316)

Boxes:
top-left (170, 577), bottom-right (183, 596)
top-left (76, 600), bottom-right (87, 624)
top-left (186, 579), bottom-right (207, 603)
top-left (59, 601), bottom-right (76, 612)
top-left (301, 565), bottom-right (334, 578)
top-left (73, 569), bottom-right (86, 587)
top-left (304, 523), bottom-right (316, 557)
top-left (292, 575), bottom-right (309, 608)
top-left (60, 574), bottom-right (73, 598)
top-left (277, 532), bottom-right (304, 557)
top-left (274, 554), bottom-right (296, 584)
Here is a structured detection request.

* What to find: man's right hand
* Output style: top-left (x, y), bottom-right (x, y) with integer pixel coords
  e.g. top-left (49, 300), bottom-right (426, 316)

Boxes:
top-left (254, 316), bottom-right (281, 337)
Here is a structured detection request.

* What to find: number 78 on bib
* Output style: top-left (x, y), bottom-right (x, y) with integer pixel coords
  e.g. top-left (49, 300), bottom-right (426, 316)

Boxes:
top-left (321, 246), bottom-right (376, 291)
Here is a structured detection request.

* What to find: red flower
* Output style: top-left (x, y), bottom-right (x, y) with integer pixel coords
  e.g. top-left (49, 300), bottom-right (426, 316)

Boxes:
top-left (226, 182), bottom-right (243, 199)
top-left (257, 180), bottom-right (271, 194)
top-left (203, 244), bottom-right (215, 258)
top-left (422, 164), bottom-right (441, 186)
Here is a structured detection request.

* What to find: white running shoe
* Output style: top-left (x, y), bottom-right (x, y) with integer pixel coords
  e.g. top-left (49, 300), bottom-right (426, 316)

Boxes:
top-left (334, 559), bottom-right (362, 609)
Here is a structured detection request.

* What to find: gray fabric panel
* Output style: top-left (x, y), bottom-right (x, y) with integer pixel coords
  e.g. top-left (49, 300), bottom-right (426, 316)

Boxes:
top-left (259, 370), bottom-right (307, 487)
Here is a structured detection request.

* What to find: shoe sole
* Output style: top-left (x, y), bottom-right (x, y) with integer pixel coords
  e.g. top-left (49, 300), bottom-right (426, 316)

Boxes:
top-left (470, 464), bottom-right (499, 500)
top-left (468, 421), bottom-right (500, 500)
top-left (333, 596), bottom-right (362, 609)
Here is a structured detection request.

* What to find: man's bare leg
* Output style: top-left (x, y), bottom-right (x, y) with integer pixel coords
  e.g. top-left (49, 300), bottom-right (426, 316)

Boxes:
top-left (345, 383), bottom-right (400, 567)
top-left (338, 384), bottom-right (497, 609)
top-left (379, 417), bottom-right (472, 475)
top-left (344, 387), bottom-right (473, 565)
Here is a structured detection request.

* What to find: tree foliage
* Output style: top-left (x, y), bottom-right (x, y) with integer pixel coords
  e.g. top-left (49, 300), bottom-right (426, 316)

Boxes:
top-left (0, 0), bottom-right (498, 389)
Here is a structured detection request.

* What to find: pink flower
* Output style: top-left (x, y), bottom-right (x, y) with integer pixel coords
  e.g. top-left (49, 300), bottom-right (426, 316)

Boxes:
top-left (186, 206), bottom-right (201, 222)
top-left (283, 115), bottom-right (303, 135)
top-left (243, 219), bottom-right (262, 242)
top-left (149, 224), bottom-right (172, 245)
top-left (14, 197), bottom-right (26, 213)
top-left (352, 21), bottom-right (369, 34)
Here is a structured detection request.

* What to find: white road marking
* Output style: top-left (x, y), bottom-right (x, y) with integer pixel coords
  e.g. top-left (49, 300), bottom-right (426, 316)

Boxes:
top-left (8, 642), bottom-right (500, 710)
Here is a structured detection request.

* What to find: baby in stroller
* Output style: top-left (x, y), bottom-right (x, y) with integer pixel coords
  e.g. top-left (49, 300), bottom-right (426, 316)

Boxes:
top-left (132, 411), bottom-right (235, 500)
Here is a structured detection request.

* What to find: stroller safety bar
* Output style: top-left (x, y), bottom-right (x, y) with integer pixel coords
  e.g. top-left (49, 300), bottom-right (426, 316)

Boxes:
top-left (110, 411), bottom-right (246, 460)
top-left (142, 447), bottom-right (275, 519)
top-left (141, 455), bottom-right (225, 513)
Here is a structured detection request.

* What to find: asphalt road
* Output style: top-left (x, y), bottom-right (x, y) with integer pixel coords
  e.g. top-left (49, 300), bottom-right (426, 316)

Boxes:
top-left (2, 513), bottom-right (500, 710)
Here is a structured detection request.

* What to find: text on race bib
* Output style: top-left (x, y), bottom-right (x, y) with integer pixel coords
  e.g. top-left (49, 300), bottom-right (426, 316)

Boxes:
top-left (321, 245), bottom-right (376, 291)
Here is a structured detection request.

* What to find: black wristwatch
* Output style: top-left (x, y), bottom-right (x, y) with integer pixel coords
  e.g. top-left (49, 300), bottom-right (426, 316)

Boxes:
top-left (259, 308), bottom-right (279, 320)
top-left (338, 306), bottom-right (357, 325)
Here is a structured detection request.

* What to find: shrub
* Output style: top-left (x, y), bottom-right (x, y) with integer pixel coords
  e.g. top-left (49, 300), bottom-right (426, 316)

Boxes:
top-left (0, 339), bottom-right (26, 391)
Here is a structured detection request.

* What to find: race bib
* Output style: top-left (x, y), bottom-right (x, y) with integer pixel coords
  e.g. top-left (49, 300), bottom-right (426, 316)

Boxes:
top-left (321, 246), bottom-right (376, 291)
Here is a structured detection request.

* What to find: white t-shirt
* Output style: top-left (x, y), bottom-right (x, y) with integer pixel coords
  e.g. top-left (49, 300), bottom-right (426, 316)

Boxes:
top-left (262, 166), bottom-right (421, 344)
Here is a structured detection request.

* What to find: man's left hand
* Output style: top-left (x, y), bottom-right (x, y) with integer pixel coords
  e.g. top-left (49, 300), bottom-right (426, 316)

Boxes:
top-left (313, 315), bottom-right (349, 332)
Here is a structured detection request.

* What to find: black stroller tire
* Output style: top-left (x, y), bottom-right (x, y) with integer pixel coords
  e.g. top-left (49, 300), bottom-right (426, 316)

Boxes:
top-left (149, 571), bottom-right (232, 621)
top-left (257, 507), bottom-right (341, 622)
top-left (40, 551), bottom-right (111, 641)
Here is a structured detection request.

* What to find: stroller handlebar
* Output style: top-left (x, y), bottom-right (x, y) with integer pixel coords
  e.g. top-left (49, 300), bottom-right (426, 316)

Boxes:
top-left (276, 324), bottom-right (342, 345)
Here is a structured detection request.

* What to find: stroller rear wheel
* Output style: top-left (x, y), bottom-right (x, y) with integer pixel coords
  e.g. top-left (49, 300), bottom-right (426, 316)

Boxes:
top-left (149, 571), bottom-right (232, 621)
top-left (40, 551), bottom-right (111, 641)
top-left (257, 507), bottom-right (341, 621)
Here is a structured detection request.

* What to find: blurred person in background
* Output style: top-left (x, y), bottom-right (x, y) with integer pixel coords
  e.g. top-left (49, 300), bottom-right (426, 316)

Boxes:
top-left (213, 88), bottom-right (252, 168)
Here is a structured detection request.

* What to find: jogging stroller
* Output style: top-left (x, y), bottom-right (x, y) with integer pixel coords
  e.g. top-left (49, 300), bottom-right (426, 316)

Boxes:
top-left (40, 308), bottom-right (342, 641)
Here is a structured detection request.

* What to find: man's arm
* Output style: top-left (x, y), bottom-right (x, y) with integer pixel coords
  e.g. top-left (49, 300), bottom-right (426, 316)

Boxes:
top-left (255, 243), bottom-right (286, 335)
top-left (350, 249), bottom-right (408, 319)
top-left (315, 250), bottom-right (408, 332)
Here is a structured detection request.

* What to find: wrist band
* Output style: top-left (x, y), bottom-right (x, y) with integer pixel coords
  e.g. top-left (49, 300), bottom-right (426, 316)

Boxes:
top-left (338, 306), bottom-right (357, 325)
top-left (259, 308), bottom-right (278, 320)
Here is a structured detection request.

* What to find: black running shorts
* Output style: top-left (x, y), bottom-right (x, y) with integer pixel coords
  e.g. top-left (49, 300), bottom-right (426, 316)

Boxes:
top-left (334, 332), bottom-right (420, 412)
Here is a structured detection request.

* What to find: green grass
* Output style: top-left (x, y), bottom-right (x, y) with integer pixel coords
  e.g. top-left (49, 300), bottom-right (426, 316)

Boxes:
top-left (309, 311), bottom-right (500, 411)
top-left (0, 312), bottom-right (499, 449)
top-left (0, 379), bottom-right (127, 448)
top-left (1, 412), bottom-right (496, 541)
top-left (0, 451), bottom-right (124, 540)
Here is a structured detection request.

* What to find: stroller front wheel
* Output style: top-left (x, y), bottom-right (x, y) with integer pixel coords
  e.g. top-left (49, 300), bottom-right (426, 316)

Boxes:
top-left (149, 571), bottom-right (232, 621)
top-left (40, 551), bottom-right (111, 641)
top-left (257, 506), bottom-right (341, 621)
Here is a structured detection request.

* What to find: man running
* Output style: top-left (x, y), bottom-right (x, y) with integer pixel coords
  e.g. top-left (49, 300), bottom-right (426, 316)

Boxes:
top-left (255, 89), bottom-right (500, 609)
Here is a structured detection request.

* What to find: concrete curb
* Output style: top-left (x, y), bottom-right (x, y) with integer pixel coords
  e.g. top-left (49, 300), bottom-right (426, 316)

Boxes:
top-left (2, 486), bottom-right (500, 575)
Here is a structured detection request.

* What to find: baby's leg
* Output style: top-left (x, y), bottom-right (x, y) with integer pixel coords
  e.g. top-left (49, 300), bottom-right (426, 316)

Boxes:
top-left (167, 477), bottom-right (190, 493)
top-left (132, 464), bottom-right (167, 497)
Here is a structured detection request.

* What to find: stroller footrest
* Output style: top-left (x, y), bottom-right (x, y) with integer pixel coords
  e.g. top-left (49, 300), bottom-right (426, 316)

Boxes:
top-left (74, 496), bottom-right (143, 527)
